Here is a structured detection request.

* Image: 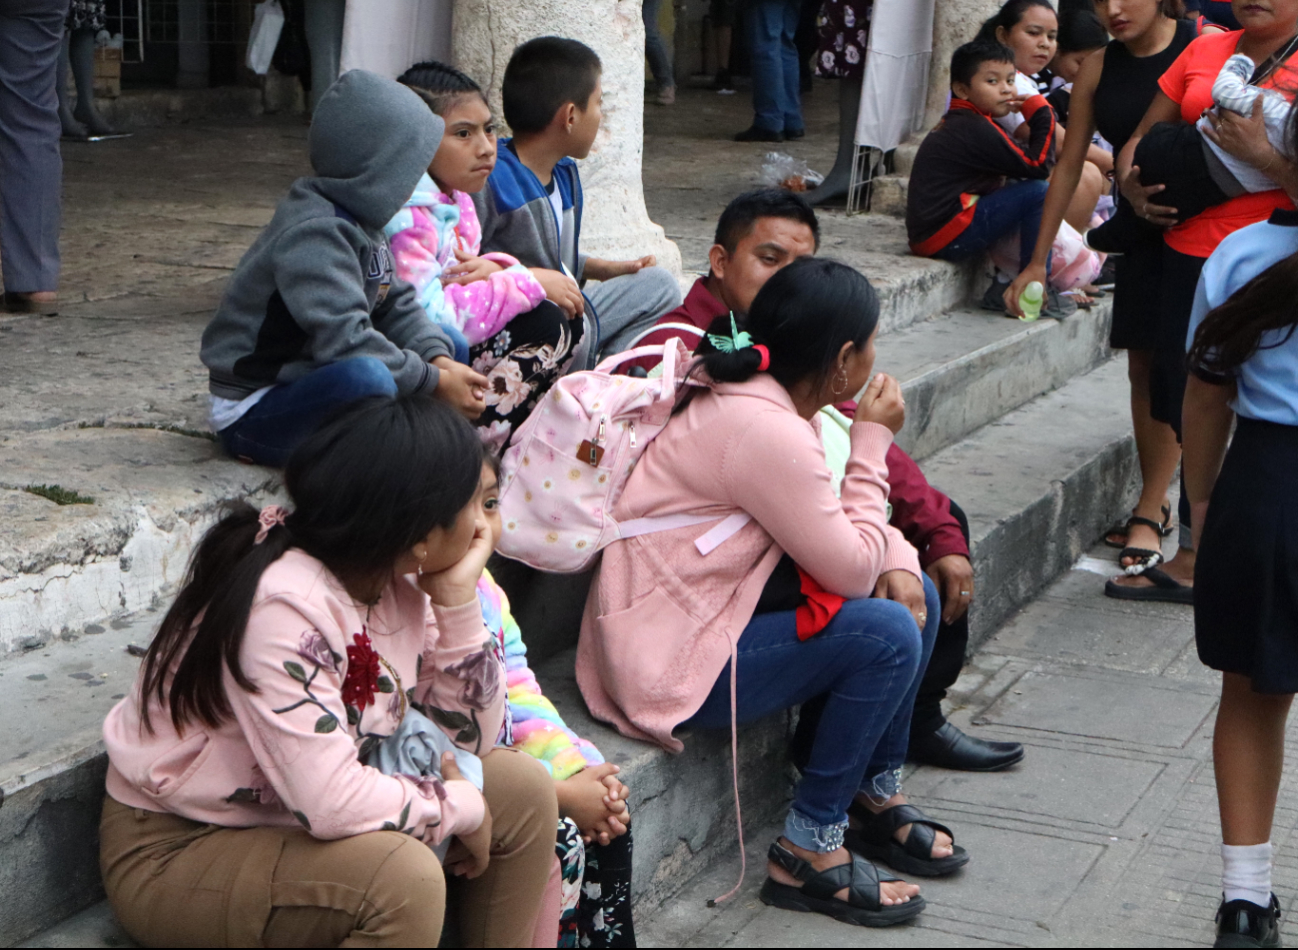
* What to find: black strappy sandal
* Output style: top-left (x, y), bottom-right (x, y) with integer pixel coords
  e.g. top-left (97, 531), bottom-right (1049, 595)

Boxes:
top-left (1104, 505), bottom-right (1172, 549)
top-left (1104, 566), bottom-right (1193, 605)
top-left (846, 802), bottom-right (970, 878)
top-left (759, 841), bottom-right (926, 927)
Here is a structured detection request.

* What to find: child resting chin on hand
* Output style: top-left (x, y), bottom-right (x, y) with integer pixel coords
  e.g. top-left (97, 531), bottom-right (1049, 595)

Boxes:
top-left (478, 455), bottom-right (636, 948)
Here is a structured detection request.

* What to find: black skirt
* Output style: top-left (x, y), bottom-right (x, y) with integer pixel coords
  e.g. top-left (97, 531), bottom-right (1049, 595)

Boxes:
top-left (1195, 417), bottom-right (1298, 692)
top-left (1108, 215), bottom-right (1165, 352)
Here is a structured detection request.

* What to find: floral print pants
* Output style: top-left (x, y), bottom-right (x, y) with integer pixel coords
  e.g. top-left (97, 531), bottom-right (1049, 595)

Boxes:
top-left (471, 300), bottom-right (584, 455)
top-left (556, 818), bottom-right (636, 948)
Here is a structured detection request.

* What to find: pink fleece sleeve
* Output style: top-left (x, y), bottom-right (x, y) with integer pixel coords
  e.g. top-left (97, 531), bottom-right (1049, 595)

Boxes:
top-left (443, 266), bottom-right (547, 346)
top-left (229, 598), bottom-right (485, 845)
top-left (724, 412), bottom-right (901, 599)
top-left (414, 599), bottom-right (508, 759)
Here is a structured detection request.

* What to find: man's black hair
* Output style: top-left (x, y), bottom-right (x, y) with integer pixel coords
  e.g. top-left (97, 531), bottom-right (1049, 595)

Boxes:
top-left (950, 39), bottom-right (1016, 88)
top-left (502, 36), bottom-right (602, 135)
top-left (714, 188), bottom-right (820, 255)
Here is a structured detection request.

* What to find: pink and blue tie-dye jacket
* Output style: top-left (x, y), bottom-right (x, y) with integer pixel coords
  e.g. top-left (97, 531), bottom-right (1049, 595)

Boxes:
top-left (384, 174), bottom-right (545, 357)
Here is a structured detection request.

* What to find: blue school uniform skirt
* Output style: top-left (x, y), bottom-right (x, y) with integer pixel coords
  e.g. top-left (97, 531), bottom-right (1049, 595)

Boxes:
top-left (1195, 416), bottom-right (1298, 692)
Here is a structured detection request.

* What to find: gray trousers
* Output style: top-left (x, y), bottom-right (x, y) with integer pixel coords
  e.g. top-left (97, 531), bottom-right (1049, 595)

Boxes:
top-left (0, 0), bottom-right (66, 293)
top-left (585, 264), bottom-right (683, 362)
top-left (304, 0), bottom-right (345, 113)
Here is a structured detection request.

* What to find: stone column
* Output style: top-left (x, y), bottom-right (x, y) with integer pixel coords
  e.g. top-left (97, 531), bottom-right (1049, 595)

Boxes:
top-left (453, 0), bottom-right (683, 280)
top-left (924, 0), bottom-right (1003, 129)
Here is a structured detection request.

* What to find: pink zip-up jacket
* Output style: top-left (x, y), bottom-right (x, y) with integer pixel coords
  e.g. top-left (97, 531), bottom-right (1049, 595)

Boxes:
top-left (576, 373), bottom-right (922, 752)
top-left (103, 549), bottom-right (504, 846)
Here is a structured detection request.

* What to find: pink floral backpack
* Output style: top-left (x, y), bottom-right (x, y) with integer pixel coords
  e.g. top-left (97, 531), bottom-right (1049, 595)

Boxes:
top-left (496, 338), bottom-right (750, 572)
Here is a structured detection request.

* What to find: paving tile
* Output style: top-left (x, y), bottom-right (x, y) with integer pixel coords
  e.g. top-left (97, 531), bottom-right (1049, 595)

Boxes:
top-left (978, 670), bottom-right (1217, 749)
top-left (912, 744), bottom-right (1164, 830)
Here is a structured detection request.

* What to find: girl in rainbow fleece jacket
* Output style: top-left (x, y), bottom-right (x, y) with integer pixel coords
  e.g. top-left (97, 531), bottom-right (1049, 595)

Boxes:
top-left (479, 451), bottom-right (636, 948)
top-left (479, 570), bottom-right (635, 948)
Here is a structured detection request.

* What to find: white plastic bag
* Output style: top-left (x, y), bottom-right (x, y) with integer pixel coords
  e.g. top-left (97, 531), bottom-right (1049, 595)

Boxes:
top-left (758, 152), bottom-right (824, 192)
top-left (246, 0), bottom-right (285, 76)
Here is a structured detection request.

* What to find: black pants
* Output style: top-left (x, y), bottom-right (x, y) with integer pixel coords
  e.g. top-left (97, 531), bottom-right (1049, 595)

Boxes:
top-left (792, 502), bottom-right (973, 764)
top-left (910, 501), bottom-right (971, 737)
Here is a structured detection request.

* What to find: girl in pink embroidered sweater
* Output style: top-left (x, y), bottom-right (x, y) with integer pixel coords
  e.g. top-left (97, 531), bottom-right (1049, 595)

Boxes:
top-left (100, 397), bottom-right (559, 948)
top-left (389, 62), bottom-right (582, 453)
top-left (578, 259), bottom-right (967, 928)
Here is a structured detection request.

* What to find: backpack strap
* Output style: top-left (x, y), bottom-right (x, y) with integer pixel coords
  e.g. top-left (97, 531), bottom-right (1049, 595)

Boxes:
top-left (616, 511), bottom-right (753, 555)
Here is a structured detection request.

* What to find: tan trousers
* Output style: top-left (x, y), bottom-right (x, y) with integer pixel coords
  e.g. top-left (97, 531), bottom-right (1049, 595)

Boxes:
top-left (100, 748), bottom-right (559, 948)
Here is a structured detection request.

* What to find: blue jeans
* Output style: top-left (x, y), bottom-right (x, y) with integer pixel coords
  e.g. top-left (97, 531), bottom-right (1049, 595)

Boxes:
top-left (643, 0), bottom-right (673, 90)
top-left (219, 357), bottom-right (398, 467)
top-left (932, 179), bottom-right (1051, 274)
top-left (687, 576), bottom-right (941, 852)
top-left (748, 0), bottom-right (803, 134)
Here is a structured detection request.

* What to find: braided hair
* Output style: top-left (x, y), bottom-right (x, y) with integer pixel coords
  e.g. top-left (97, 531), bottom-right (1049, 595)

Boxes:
top-left (397, 60), bottom-right (488, 116)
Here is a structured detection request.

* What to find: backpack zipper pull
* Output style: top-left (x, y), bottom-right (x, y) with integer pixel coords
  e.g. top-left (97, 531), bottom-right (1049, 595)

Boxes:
top-left (629, 421), bottom-right (637, 448)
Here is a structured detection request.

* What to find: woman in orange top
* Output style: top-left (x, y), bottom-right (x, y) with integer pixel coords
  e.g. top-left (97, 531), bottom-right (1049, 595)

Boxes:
top-left (1109, 0), bottom-right (1298, 603)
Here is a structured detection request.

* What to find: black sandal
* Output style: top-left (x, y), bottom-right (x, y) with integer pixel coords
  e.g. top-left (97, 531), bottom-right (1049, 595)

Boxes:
top-left (759, 841), bottom-right (926, 927)
top-left (846, 802), bottom-right (970, 878)
top-left (1104, 505), bottom-right (1172, 549)
top-left (1104, 566), bottom-right (1193, 605)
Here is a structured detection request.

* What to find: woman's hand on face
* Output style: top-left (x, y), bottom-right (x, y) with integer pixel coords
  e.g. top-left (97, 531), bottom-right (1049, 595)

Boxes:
top-left (417, 515), bottom-right (493, 607)
top-left (1202, 98), bottom-right (1276, 174)
top-left (442, 752), bottom-right (492, 878)
top-left (1118, 164), bottom-right (1179, 227)
top-left (854, 373), bottom-right (905, 434)
top-left (874, 569), bottom-right (928, 630)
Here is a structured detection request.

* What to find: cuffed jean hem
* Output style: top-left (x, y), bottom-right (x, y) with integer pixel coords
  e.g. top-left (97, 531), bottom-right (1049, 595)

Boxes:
top-left (784, 809), bottom-right (847, 853)
top-left (860, 766), bottom-right (904, 805)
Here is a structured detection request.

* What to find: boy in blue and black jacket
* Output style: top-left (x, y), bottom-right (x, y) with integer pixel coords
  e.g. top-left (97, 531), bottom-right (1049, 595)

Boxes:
top-left (474, 36), bottom-right (680, 364)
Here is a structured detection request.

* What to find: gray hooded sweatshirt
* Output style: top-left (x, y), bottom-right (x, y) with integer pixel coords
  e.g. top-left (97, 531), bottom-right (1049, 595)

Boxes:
top-left (201, 70), bottom-right (451, 402)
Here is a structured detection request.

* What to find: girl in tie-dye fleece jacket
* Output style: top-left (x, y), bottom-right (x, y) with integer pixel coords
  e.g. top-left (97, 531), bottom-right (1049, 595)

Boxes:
top-left (385, 173), bottom-right (544, 362)
top-left (388, 62), bottom-right (585, 453)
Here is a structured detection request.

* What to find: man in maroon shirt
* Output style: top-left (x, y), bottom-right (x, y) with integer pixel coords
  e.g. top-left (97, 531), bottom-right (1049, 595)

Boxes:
top-left (638, 189), bottom-right (1023, 771)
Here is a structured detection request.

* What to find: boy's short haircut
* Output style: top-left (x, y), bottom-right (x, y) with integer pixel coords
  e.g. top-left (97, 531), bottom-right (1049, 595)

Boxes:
top-left (949, 40), bottom-right (1016, 88)
top-left (714, 188), bottom-right (820, 254)
top-left (501, 36), bottom-right (602, 135)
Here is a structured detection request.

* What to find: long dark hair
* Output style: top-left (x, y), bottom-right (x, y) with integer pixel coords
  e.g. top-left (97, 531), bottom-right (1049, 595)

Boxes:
top-left (1188, 105), bottom-right (1298, 376)
top-left (398, 60), bottom-right (488, 116)
top-left (975, 0), bottom-right (1056, 44)
top-left (695, 257), bottom-right (879, 391)
top-left (140, 396), bottom-right (482, 733)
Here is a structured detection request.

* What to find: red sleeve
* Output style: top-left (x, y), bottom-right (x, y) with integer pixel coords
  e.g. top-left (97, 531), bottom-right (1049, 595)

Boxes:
top-left (1158, 38), bottom-right (1195, 104)
top-left (885, 443), bottom-right (970, 568)
top-left (620, 323), bottom-right (697, 375)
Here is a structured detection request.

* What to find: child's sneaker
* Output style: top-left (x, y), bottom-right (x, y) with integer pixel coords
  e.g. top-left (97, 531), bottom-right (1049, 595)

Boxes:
top-left (979, 276), bottom-right (1013, 313)
top-left (713, 69), bottom-right (736, 94)
top-left (1084, 200), bottom-right (1148, 256)
top-left (1042, 287), bottom-right (1078, 319)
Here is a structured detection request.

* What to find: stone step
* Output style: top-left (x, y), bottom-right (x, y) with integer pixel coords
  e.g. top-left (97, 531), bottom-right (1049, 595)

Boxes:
top-left (887, 299), bottom-right (1112, 461)
top-left (4, 358), bottom-right (1137, 947)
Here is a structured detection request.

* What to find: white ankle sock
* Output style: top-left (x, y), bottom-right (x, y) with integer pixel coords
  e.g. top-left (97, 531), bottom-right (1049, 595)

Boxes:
top-left (1222, 842), bottom-right (1273, 907)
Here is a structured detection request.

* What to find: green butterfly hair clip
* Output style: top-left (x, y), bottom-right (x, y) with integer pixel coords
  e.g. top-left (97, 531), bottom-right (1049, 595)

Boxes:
top-left (707, 311), bottom-right (754, 353)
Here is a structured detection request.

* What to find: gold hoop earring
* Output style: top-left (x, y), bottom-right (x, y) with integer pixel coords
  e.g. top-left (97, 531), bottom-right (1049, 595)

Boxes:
top-left (830, 366), bottom-right (849, 397)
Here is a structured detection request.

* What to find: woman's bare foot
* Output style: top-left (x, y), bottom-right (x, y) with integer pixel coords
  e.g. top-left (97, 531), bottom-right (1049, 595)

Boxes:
top-left (853, 793), bottom-right (954, 859)
top-left (767, 837), bottom-right (920, 905)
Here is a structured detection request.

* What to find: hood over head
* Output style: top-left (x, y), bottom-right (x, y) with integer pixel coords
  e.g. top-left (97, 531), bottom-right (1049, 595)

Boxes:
top-left (308, 69), bottom-right (444, 230)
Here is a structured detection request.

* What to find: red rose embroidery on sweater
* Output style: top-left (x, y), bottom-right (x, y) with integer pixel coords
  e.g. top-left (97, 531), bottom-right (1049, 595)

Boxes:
top-left (342, 629), bottom-right (381, 712)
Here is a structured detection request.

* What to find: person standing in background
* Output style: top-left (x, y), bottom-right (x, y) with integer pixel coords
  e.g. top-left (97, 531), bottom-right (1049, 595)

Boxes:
top-left (644, 0), bottom-right (676, 105)
top-left (736, 0), bottom-right (804, 142)
top-left (0, 0), bottom-right (67, 315)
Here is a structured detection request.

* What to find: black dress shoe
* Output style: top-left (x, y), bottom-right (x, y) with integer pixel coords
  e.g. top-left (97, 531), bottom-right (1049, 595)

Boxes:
top-left (909, 722), bottom-right (1025, 772)
top-left (784, 127), bottom-right (806, 140)
top-left (734, 125), bottom-right (784, 143)
top-left (1215, 894), bottom-right (1281, 947)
